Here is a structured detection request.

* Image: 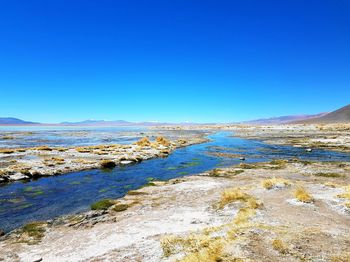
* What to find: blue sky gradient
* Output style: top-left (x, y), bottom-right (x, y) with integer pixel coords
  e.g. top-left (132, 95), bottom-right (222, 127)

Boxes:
top-left (0, 0), bottom-right (349, 123)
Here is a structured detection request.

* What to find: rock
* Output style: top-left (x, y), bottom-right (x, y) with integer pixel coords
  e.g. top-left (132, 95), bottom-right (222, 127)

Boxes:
top-left (100, 160), bottom-right (116, 168)
top-left (120, 160), bottom-right (133, 165)
top-left (0, 176), bottom-right (9, 183)
top-left (134, 156), bottom-right (143, 162)
top-left (85, 210), bottom-right (106, 219)
top-left (9, 172), bottom-right (28, 181)
top-left (0, 228), bottom-right (5, 236)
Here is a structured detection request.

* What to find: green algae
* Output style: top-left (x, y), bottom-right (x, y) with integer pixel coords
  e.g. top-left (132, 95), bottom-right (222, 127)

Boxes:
top-left (90, 199), bottom-right (114, 210)
top-left (69, 181), bottom-right (81, 185)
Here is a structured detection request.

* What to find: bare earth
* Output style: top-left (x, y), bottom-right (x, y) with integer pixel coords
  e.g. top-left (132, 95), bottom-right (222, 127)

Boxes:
top-left (1, 125), bottom-right (350, 262)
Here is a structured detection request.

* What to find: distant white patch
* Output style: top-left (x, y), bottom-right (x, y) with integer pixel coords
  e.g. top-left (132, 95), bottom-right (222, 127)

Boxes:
top-left (286, 198), bottom-right (314, 207)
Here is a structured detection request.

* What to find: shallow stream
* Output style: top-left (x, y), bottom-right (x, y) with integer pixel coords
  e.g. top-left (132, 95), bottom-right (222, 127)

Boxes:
top-left (1, 132), bottom-right (349, 232)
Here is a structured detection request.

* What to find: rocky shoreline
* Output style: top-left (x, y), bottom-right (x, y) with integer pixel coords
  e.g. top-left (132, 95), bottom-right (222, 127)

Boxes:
top-left (1, 159), bottom-right (349, 261)
top-left (158, 124), bottom-right (350, 153)
top-left (232, 124), bottom-right (350, 153)
top-left (0, 135), bottom-right (209, 184)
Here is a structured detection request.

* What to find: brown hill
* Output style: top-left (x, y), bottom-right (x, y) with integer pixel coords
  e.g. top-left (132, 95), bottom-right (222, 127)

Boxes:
top-left (293, 104), bottom-right (350, 124)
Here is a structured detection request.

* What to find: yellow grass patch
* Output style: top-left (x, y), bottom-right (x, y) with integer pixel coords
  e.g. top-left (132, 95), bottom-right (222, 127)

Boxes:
top-left (272, 239), bottom-right (289, 254)
top-left (337, 185), bottom-right (350, 199)
top-left (135, 137), bottom-right (151, 147)
top-left (219, 188), bottom-right (251, 208)
top-left (156, 136), bottom-right (171, 147)
top-left (161, 233), bottom-right (225, 262)
top-left (294, 187), bottom-right (314, 203)
top-left (261, 177), bottom-right (291, 190)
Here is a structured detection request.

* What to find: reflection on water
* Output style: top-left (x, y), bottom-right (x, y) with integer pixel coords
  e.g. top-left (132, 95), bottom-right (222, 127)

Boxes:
top-left (0, 132), bottom-right (349, 232)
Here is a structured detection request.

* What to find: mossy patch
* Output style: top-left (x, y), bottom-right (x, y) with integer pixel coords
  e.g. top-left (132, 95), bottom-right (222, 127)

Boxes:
top-left (113, 204), bottom-right (129, 212)
top-left (209, 169), bottom-right (244, 177)
top-left (127, 190), bottom-right (147, 195)
top-left (143, 182), bottom-right (157, 187)
top-left (180, 161), bottom-right (200, 168)
top-left (314, 172), bottom-right (344, 178)
top-left (90, 199), bottom-right (114, 210)
top-left (69, 181), bottom-right (81, 185)
top-left (21, 221), bottom-right (46, 244)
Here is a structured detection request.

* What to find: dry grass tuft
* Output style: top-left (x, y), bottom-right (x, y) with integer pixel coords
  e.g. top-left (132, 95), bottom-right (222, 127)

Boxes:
top-left (160, 233), bottom-right (225, 261)
top-left (261, 177), bottom-right (291, 190)
top-left (324, 182), bottom-right (338, 188)
top-left (233, 207), bottom-right (256, 225)
top-left (294, 187), bottom-right (314, 203)
top-left (75, 147), bottom-right (92, 153)
top-left (34, 146), bottom-right (53, 151)
top-left (272, 239), bottom-right (289, 254)
top-left (219, 188), bottom-right (251, 208)
top-left (135, 137), bottom-right (151, 147)
top-left (330, 252), bottom-right (350, 262)
top-left (219, 187), bottom-right (262, 211)
top-left (156, 136), bottom-right (171, 147)
top-left (337, 185), bottom-right (350, 199)
top-left (0, 149), bottom-right (15, 154)
top-left (2, 135), bottom-right (15, 140)
top-left (343, 202), bottom-right (350, 209)
top-left (71, 159), bottom-right (95, 164)
top-left (46, 157), bottom-right (65, 165)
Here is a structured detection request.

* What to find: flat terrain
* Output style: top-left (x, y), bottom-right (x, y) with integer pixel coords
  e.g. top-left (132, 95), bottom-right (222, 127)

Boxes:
top-left (160, 124), bottom-right (350, 153)
top-left (1, 125), bottom-right (349, 262)
top-left (233, 124), bottom-right (350, 153)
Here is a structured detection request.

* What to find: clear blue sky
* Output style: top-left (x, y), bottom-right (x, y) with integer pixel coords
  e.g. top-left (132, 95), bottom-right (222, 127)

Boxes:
top-left (0, 0), bottom-right (349, 123)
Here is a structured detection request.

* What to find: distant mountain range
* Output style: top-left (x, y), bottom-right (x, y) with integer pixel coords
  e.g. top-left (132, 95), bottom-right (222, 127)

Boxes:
top-left (1, 104), bottom-right (349, 126)
top-left (0, 118), bottom-right (195, 126)
top-left (0, 117), bottom-right (39, 125)
top-left (292, 104), bottom-right (350, 124)
top-left (59, 120), bottom-right (176, 126)
top-left (242, 113), bottom-right (328, 125)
